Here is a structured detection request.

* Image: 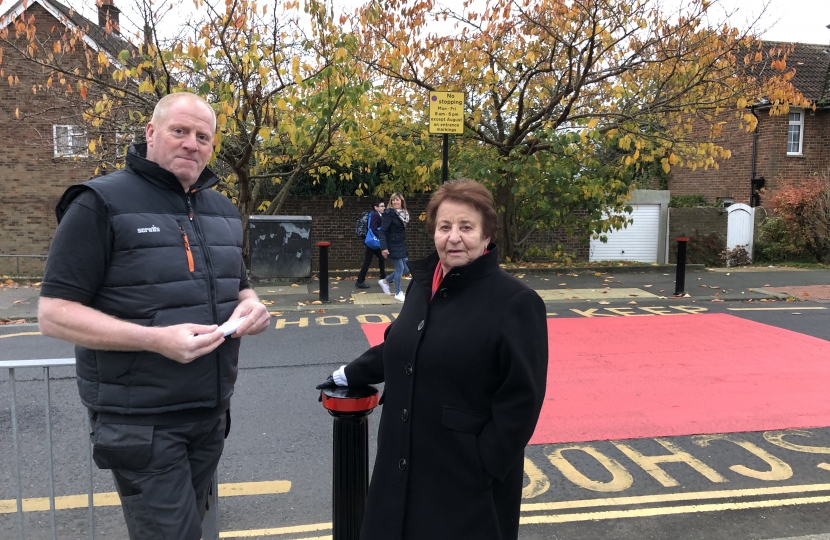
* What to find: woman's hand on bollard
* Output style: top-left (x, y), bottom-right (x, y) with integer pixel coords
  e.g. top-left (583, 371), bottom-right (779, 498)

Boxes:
top-left (317, 374), bottom-right (338, 402)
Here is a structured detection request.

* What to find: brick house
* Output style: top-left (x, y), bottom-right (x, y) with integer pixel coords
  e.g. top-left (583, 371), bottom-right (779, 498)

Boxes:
top-left (668, 40), bottom-right (830, 207)
top-left (0, 0), bottom-right (127, 275)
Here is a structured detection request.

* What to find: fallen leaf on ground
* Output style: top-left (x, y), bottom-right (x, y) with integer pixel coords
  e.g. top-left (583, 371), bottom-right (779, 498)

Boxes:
top-left (598, 301), bottom-right (610, 305)
top-left (261, 300), bottom-right (274, 305)
top-left (269, 311), bottom-right (283, 316)
top-left (711, 299), bottom-right (724, 302)
top-left (792, 312), bottom-right (801, 315)
top-left (291, 283), bottom-right (299, 288)
top-left (559, 283), bottom-right (567, 286)
top-left (338, 299), bottom-right (347, 303)
top-left (803, 292), bottom-right (810, 296)
top-left (628, 301), bottom-right (637, 305)
top-left (311, 300), bottom-right (323, 305)
top-left (643, 285), bottom-right (652, 288)
top-left (312, 290), bottom-right (320, 294)
top-left (317, 309), bottom-right (326, 313)
top-left (764, 284), bottom-right (771, 287)
top-left (683, 293), bottom-right (691, 298)
top-left (659, 290), bottom-right (665, 293)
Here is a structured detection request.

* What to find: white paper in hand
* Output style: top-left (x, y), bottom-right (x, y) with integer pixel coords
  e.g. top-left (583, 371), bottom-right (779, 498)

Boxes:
top-left (218, 316), bottom-right (247, 337)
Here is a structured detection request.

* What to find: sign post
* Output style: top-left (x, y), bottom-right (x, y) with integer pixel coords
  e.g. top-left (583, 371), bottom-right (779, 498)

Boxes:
top-left (428, 91), bottom-right (465, 183)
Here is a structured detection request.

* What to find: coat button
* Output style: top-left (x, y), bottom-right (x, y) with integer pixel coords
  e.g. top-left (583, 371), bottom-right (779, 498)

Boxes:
top-left (450, 273), bottom-right (461, 279)
top-left (417, 320), bottom-right (424, 331)
top-left (439, 288), bottom-right (448, 298)
top-left (399, 458), bottom-right (407, 470)
top-left (404, 364), bottom-right (413, 376)
top-left (401, 409), bottom-right (409, 421)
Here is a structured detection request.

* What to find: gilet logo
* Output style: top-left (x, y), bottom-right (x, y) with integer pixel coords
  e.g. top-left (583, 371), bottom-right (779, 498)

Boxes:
top-left (137, 226), bottom-right (161, 233)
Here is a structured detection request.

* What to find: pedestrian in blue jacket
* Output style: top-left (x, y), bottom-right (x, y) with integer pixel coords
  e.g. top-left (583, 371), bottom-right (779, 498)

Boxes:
top-left (355, 198), bottom-right (387, 289)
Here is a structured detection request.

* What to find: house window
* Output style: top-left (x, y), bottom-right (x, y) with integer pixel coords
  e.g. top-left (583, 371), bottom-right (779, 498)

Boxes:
top-left (787, 109), bottom-right (803, 155)
top-left (53, 125), bottom-right (88, 157)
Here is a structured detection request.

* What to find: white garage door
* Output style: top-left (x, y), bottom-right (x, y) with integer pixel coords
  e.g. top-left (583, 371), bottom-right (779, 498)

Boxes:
top-left (589, 204), bottom-right (660, 263)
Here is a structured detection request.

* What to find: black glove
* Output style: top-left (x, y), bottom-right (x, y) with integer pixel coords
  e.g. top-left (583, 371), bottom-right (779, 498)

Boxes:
top-left (317, 374), bottom-right (338, 402)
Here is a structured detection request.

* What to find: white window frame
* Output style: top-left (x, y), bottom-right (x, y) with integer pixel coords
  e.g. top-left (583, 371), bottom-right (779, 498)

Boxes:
top-left (53, 125), bottom-right (88, 158)
top-left (787, 108), bottom-right (804, 156)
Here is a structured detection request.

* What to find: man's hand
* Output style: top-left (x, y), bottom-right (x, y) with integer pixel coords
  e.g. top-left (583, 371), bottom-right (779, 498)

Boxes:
top-left (154, 324), bottom-right (224, 364)
top-left (225, 289), bottom-right (271, 337)
top-left (381, 249), bottom-right (390, 258)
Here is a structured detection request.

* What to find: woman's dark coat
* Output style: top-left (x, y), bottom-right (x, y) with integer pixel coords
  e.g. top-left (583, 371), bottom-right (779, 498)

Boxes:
top-left (377, 208), bottom-right (408, 259)
top-left (345, 246), bottom-right (548, 540)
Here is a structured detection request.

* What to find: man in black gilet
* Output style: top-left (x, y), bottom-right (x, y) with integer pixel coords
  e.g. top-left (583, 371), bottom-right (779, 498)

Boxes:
top-left (38, 92), bottom-right (271, 540)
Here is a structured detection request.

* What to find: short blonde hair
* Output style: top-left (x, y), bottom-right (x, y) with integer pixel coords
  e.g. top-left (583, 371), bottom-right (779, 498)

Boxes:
top-left (389, 192), bottom-right (406, 210)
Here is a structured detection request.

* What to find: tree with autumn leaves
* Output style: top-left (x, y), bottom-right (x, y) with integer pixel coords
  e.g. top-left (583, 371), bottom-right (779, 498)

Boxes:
top-left (349, 0), bottom-right (811, 259)
top-left (0, 0), bottom-right (812, 261)
top-left (0, 0), bottom-right (372, 258)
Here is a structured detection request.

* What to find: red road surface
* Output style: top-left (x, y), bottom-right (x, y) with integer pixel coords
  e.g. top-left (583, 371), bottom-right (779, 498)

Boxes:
top-left (360, 313), bottom-right (830, 445)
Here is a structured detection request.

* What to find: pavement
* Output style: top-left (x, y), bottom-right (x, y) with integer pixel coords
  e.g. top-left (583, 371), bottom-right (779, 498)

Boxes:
top-left (2, 264), bottom-right (829, 322)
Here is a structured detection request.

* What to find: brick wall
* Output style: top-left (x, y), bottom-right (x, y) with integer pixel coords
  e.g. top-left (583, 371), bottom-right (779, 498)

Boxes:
top-left (668, 109), bottom-right (830, 205)
top-left (278, 195), bottom-right (436, 270)
top-left (668, 207), bottom-right (766, 265)
top-left (278, 195), bottom-right (592, 270)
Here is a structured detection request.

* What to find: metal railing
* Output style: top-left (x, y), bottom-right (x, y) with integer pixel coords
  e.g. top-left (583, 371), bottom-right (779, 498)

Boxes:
top-left (0, 255), bottom-right (47, 278)
top-left (1, 358), bottom-right (219, 540)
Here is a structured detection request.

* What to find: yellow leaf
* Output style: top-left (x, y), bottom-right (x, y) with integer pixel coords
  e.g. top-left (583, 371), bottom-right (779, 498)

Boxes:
top-left (587, 118), bottom-right (598, 129)
top-left (258, 127), bottom-right (271, 141)
top-left (661, 158), bottom-right (670, 174)
top-left (88, 140), bottom-right (96, 152)
top-left (14, 108), bottom-right (19, 119)
top-left (277, 98), bottom-right (288, 110)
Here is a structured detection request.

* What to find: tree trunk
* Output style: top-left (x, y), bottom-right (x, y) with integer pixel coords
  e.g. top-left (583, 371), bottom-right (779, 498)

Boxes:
top-left (495, 178), bottom-right (519, 260)
top-left (236, 170), bottom-right (254, 264)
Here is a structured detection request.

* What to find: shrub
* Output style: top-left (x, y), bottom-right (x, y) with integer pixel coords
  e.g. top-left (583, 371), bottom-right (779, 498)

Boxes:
top-left (754, 217), bottom-right (815, 263)
top-left (769, 171), bottom-right (830, 263)
top-left (720, 245), bottom-right (752, 267)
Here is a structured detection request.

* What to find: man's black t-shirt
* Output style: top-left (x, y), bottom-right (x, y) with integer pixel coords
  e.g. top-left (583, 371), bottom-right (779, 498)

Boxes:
top-left (41, 189), bottom-right (250, 305)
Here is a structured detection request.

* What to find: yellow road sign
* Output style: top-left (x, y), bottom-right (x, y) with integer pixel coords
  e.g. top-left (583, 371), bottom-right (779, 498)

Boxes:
top-left (428, 91), bottom-right (465, 134)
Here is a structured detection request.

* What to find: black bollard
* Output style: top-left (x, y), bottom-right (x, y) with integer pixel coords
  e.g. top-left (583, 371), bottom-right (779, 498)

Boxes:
top-left (674, 237), bottom-right (689, 296)
top-left (317, 241), bottom-right (331, 303)
top-left (321, 386), bottom-right (380, 540)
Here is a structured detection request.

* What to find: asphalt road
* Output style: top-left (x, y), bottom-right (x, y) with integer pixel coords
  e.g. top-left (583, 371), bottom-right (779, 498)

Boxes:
top-left (2, 299), bottom-right (830, 540)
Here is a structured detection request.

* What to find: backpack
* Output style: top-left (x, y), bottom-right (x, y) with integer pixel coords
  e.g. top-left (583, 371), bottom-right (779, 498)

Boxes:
top-left (355, 210), bottom-right (370, 238)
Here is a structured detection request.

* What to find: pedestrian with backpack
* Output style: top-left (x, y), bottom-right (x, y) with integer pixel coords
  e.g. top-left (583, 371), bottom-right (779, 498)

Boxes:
top-left (355, 198), bottom-right (387, 289)
top-left (378, 193), bottom-right (410, 302)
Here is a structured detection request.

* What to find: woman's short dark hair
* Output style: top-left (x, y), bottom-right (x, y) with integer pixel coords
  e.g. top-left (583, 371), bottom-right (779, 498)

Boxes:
top-left (426, 179), bottom-right (498, 241)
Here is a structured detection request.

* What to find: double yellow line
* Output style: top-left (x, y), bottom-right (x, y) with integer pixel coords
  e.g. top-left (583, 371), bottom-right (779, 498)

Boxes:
top-left (519, 483), bottom-right (830, 524)
top-left (216, 483), bottom-right (830, 538)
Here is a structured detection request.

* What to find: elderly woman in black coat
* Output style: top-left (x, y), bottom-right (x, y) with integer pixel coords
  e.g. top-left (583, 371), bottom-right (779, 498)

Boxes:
top-left (320, 179), bottom-right (548, 540)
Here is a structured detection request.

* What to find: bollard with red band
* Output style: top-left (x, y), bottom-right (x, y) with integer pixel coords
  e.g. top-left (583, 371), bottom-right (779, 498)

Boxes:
top-left (317, 242), bottom-right (331, 303)
top-left (321, 386), bottom-right (380, 540)
top-left (674, 237), bottom-right (689, 297)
